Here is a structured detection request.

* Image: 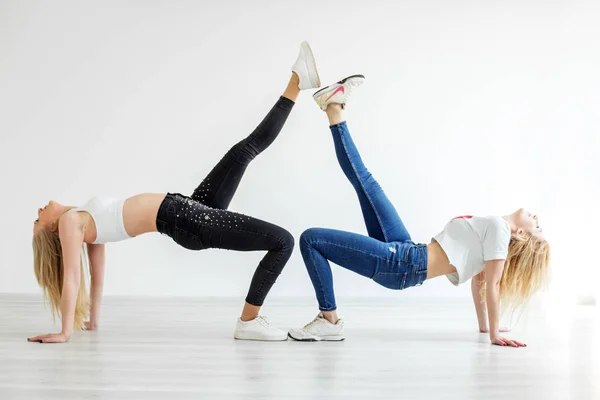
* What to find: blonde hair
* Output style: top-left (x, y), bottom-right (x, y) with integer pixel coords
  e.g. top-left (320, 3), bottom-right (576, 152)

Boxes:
top-left (32, 229), bottom-right (90, 330)
top-left (480, 233), bottom-right (551, 314)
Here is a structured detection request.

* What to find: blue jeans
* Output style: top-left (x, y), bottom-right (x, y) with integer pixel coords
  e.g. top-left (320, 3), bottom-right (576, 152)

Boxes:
top-left (300, 122), bottom-right (428, 311)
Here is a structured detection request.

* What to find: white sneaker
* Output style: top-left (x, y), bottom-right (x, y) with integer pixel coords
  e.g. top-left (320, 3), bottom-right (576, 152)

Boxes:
top-left (313, 75), bottom-right (365, 111)
top-left (288, 313), bottom-right (345, 342)
top-left (291, 41), bottom-right (321, 90)
top-left (234, 315), bottom-right (288, 341)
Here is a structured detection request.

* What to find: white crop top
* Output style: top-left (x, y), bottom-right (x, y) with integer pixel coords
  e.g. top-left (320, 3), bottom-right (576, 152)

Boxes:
top-left (433, 215), bottom-right (511, 286)
top-left (72, 197), bottom-right (131, 244)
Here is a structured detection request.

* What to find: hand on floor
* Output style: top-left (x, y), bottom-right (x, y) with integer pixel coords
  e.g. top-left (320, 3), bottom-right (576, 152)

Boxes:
top-left (491, 336), bottom-right (526, 347)
top-left (84, 321), bottom-right (98, 331)
top-left (27, 332), bottom-right (70, 343)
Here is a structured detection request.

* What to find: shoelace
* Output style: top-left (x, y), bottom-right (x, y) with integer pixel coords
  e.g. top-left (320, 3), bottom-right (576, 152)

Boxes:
top-left (257, 315), bottom-right (272, 327)
top-left (339, 84), bottom-right (355, 109)
top-left (345, 84), bottom-right (354, 97)
top-left (303, 315), bottom-right (323, 330)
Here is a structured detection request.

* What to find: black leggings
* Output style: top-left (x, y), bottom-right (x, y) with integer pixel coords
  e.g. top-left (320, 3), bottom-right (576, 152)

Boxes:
top-left (156, 97), bottom-right (295, 306)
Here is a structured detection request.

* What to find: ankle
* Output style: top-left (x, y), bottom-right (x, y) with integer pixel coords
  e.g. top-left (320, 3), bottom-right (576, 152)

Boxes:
top-left (290, 72), bottom-right (300, 88)
top-left (241, 302), bottom-right (260, 321)
top-left (325, 104), bottom-right (345, 125)
top-left (283, 73), bottom-right (301, 102)
top-left (322, 311), bottom-right (339, 324)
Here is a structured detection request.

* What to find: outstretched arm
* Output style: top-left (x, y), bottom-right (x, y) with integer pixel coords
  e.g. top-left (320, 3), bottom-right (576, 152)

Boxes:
top-left (484, 260), bottom-right (525, 347)
top-left (473, 272), bottom-right (511, 333)
top-left (471, 272), bottom-right (488, 332)
top-left (86, 243), bottom-right (105, 330)
top-left (28, 213), bottom-right (83, 343)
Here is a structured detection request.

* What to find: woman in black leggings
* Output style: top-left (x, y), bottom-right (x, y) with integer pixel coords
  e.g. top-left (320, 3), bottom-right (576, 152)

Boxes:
top-left (28, 42), bottom-right (321, 343)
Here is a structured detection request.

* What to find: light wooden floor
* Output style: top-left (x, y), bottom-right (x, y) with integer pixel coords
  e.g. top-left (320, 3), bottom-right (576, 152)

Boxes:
top-left (0, 294), bottom-right (597, 400)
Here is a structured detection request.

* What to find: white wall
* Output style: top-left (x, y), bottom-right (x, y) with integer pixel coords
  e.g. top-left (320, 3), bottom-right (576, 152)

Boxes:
top-left (1, 0), bottom-right (598, 303)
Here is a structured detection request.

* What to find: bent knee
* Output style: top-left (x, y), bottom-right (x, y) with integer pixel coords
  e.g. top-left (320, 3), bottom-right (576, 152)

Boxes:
top-left (280, 229), bottom-right (294, 253)
top-left (300, 227), bottom-right (326, 247)
top-left (270, 225), bottom-right (294, 255)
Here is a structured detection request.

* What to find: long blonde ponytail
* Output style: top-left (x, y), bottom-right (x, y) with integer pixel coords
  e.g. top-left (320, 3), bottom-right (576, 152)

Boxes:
top-left (32, 229), bottom-right (90, 330)
top-left (480, 233), bottom-right (551, 314)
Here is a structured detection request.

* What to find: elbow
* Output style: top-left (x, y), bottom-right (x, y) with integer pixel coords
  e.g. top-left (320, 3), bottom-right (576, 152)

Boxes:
top-left (486, 275), bottom-right (501, 290)
top-left (486, 280), bottom-right (500, 297)
top-left (63, 271), bottom-right (81, 289)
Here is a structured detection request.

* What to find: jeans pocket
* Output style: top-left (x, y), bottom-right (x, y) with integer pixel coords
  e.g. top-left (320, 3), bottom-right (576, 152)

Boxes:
top-left (173, 228), bottom-right (205, 251)
top-left (373, 271), bottom-right (407, 290)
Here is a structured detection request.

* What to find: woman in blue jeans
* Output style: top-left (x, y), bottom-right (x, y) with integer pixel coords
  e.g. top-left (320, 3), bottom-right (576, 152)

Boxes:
top-left (288, 76), bottom-right (551, 347)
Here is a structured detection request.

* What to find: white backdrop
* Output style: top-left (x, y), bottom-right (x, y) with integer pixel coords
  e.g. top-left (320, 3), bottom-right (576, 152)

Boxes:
top-left (1, 1), bottom-right (598, 304)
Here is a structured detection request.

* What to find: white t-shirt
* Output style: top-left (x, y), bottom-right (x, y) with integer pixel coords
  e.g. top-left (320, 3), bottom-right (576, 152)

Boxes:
top-left (432, 215), bottom-right (511, 286)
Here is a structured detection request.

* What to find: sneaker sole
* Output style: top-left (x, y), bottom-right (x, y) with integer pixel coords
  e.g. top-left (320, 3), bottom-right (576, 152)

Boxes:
top-left (233, 336), bottom-right (287, 342)
top-left (234, 334), bottom-right (288, 341)
top-left (313, 74), bottom-right (366, 97)
top-left (301, 41), bottom-right (321, 88)
top-left (287, 332), bottom-right (345, 342)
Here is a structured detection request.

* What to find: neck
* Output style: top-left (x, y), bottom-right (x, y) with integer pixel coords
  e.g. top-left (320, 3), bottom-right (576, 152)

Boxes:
top-left (57, 205), bottom-right (76, 216)
top-left (502, 215), bottom-right (517, 234)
